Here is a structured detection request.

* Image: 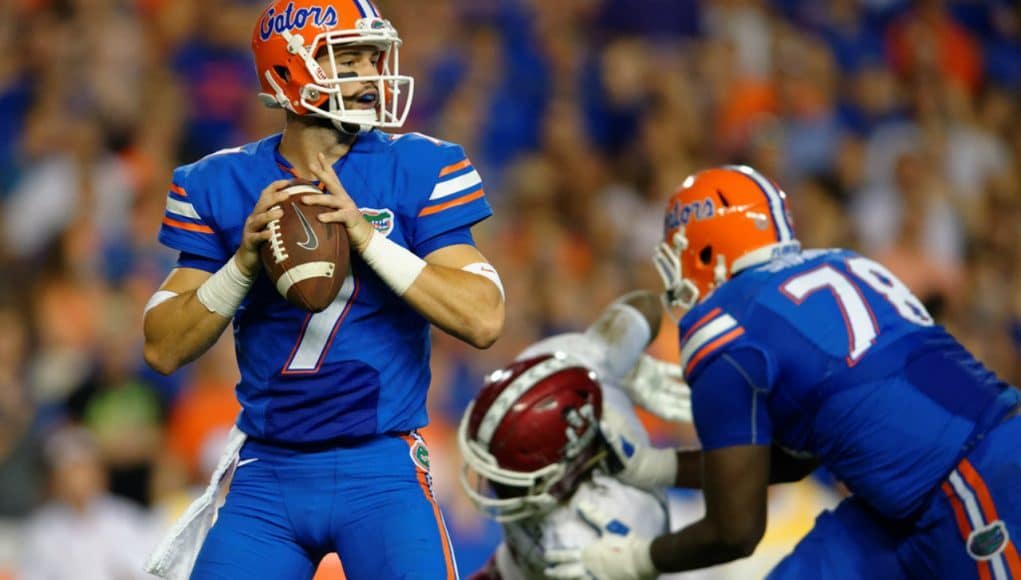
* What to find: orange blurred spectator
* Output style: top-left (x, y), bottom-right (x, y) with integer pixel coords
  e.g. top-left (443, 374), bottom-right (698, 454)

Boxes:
top-left (166, 335), bottom-right (241, 482)
top-left (886, 0), bottom-right (982, 93)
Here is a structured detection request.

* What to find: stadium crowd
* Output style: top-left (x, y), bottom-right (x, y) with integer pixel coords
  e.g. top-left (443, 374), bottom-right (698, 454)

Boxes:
top-left (0, 0), bottom-right (1018, 577)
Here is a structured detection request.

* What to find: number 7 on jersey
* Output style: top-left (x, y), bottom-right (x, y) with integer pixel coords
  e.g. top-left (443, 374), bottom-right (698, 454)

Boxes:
top-left (283, 273), bottom-right (358, 373)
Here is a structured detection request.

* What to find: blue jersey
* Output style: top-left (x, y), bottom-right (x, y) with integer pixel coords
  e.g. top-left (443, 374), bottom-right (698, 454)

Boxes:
top-left (158, 130), bottom-right (492, 445)
top-left (680, 249), bottom-right (1020, 519)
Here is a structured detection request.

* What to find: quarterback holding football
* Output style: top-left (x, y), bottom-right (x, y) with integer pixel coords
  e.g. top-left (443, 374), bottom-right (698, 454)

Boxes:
top-left (142, 1), bottom-right (505, 578)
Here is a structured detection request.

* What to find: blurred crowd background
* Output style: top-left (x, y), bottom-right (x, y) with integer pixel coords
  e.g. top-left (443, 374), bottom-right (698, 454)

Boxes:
top-left (0, 0), bottom-right (1019, 578)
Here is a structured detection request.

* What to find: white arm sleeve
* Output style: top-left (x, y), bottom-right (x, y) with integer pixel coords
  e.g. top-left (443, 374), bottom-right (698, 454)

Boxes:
top-left (582, 303), bottom-right (652, 386)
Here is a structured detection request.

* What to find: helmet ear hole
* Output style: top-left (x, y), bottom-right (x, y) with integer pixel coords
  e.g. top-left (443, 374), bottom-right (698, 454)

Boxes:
top-left (274, 65), bottom-right (291, 83)
top-left (699, 245), bottom-right (713, 265)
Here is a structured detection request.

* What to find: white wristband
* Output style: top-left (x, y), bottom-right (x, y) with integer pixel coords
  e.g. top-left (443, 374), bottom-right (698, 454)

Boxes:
top-left (360, 231), bottom-right (426, 296)
top-left (642, 447), bottom-right (680, 488)
top-left (195, 257), bottom-right (256, 318)
top-left (623, 446), bottom-right (679, 490)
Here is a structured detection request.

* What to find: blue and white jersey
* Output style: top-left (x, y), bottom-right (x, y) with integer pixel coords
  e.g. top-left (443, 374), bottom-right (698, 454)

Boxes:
top-left (158, 130), bottom-right (492, 445)
top-left (680, 249), bottom-right (1020, 519)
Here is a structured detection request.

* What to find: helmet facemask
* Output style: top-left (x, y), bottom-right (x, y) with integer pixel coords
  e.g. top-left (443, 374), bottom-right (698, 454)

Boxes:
top-left (457, 416), bottom-right (563, 522)
top-left (654, 228), bottom-right (702, 310)
top-left (457, 407), bottom-right (606, 522)
top-left (656, 225), bottom-right (788, 311)
top-left (456, 353), bottom-right (606, 523)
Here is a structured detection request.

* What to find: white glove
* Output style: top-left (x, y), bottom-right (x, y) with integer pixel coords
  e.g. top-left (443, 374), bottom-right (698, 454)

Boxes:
top-left (600, 409), bottom-right (678, 491)
top-left (622, 355), bottom-right (692, 423)
top-left (653, 241), bottom-right (683, 306)
top-left (545, 502), bottom-right (657, 580)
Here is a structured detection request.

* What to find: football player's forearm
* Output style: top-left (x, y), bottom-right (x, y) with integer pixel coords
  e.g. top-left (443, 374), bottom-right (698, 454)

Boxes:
top-left (674, 449), bottom-right (705, 488)
top-left (143, 292), bottom-right (232, 375)
top-left (650, 518), bottom-right (756, 572)
top-left (402, 265), bottom-right (505, 349)
top-left (674, 447), bottom-right (813, 487)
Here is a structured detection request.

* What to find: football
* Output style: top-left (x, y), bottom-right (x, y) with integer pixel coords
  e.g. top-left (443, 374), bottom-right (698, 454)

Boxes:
top-left (260, 183), bottom-right (349, 312)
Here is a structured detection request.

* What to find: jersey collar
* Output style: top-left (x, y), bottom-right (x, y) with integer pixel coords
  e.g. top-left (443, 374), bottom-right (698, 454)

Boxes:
top-left (269, 129), bottom-right (386, 179)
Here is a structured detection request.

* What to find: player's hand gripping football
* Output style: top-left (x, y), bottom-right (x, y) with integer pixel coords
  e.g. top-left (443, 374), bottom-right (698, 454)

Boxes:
top-left (236, 179), bottom-right (294, 277)
top-left (544, 502), bottom-right (657, 580)
top-left (306, 152), bottom-right (376, 252)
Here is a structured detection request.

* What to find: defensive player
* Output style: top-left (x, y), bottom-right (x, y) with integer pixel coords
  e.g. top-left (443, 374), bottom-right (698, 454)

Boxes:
top-left (545, 166), bottom-right (1021, 579)
top-left (142, 1), bottom-right (504, 578)
top-left (458, 291), bottom-right (691, 579)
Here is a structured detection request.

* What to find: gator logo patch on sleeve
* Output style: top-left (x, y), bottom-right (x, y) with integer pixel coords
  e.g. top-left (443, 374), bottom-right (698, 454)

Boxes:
top-left (360, 208), bottom-right (394, 237)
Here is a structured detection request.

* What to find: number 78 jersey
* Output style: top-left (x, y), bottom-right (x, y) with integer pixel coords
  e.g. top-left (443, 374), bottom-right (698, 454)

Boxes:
top-left (680, 249), bottom-right (1019, 520)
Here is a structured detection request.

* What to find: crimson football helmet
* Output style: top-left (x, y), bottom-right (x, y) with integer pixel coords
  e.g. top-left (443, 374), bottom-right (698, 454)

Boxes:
top-left (251, 0), bottom-right (413, 132)
top-left (655, 165), bottom-right (801, 309)
top-left (458, 353), bottom-right (605, 522)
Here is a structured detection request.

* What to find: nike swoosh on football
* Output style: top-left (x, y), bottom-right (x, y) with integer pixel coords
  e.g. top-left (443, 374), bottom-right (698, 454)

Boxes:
top-left (236, 458), bottom-right (260, 468)
top-left (292, 202), bottom-right (319, 251)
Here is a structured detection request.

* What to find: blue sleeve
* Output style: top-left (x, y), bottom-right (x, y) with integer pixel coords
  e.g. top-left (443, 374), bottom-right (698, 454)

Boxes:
top-left (156, 165), bottom-right (228, 262)
top-left (691, 347), bottom-right (773, 451)
top-left (413, 142), bottom-right (493, 244)
top-left (176, 252), bottom-right (223, 273)
top-left (413, 226), bottom-right (476, 257)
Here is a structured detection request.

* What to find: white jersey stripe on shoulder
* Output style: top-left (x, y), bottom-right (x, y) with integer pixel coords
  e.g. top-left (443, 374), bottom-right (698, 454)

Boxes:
top-left (679, 314), bottom-right (737, 371)
top-left (948, 470), bottom-right (1009, 579)
top-left (411, 131), bottom-right (444, 146)
top-left (430, 169), bottom-right (482, 200)
top-left (203, 146), bottom-right (245, 159)
top-left (165, 197), bottom-right (201, 220)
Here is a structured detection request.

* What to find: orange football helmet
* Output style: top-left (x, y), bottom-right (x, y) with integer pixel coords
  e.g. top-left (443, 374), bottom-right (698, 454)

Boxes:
top-left (654, 165), bottom-right (801, 309)
top-left (251, 0), bottom-right (413, 132)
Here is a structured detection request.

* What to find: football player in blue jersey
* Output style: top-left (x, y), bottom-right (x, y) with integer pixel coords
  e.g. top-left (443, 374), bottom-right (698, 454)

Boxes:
top-left (141, 1), bottom-right (504, 578)
top-left (545, 166), bottom-right (1021, 580)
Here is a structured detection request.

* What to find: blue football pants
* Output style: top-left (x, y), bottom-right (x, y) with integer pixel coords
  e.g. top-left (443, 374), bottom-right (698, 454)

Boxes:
top-left (769, 415), bottom-right (1021, 579)
top-left (191, 432), bottom-right (458, 579)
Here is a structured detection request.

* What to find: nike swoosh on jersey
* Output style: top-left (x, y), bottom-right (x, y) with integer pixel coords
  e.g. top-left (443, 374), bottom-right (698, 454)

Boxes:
top-left (292, 202), bottom-right (319, 251)
top-left (236, 458), bottom-right (260, 468)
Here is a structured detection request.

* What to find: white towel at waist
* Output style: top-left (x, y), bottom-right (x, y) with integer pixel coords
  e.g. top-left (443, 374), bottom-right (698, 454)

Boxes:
top-left (145, 426), bottom-right (247, 579)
